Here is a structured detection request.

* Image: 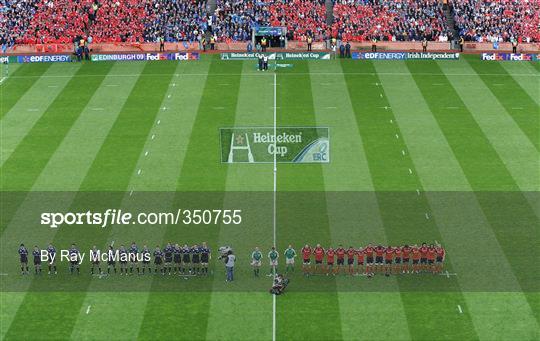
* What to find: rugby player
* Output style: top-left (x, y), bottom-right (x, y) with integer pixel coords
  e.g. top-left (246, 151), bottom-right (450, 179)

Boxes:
top-left (401, 244), bottom-right (411, 274)
top-left (283, 245), bottom-right (296, 273)
top-left (192, 244), bottom-right (201, 275)
top-left (47, 243), bottom-right (57, 274)
top-left (427, 244), bottom-right (436, 273)
top-left (363, 243), bottom-right (374, 275)
top-left (129, 242), bottom-right (139, 275)
top-left (375, 245), bottom-right (385, 273)
top-left (268, 246), bottom-right (279, 276)
top-left (154, 245), bottom-right (164, 274)
top-left (141, 245), bottom-right (151, 274)
top-left (335, 245), bottom-right (345, 275)
top-left (164, 243), bottom-right (174, 275)
top-left (313, 244), bottom-right (325, 274)
top-left (251, 247), bottom-right (262, 277)
top-left (393, 245), bottom-right (402, 274)
top-left (301, 244), bottom-right (312, 276)
top-left (346, 246), bottom-right (356, 275)
top-left (118, 245), bottom-right (128, 275)
top-left (356, 246), bottom-right (365, 275)
top-left (19, 243), bottom-right (29, 275)
top-left (181, 244), bottom-right (191, 275)
top-left (173, 244), bottom-right (182, 274)
top-left (32, 246), bottom-right (42, 275)
top-left (411, 244), bottom-right (420, 273)
top-left (107, 245), bottom-right (117, 274)
top-left (90, 245), bottom-right (102, 275)
top-left (326, 246), bottom-right (335, 275)
top-left (384, 246), bottom-right (393, 276)
top-left (435, 244), bottom-right (445, 274)
top-left (419, 243), bottom-right (429, 272)
top-left (200, 242), bottom-right (211, 276)
top-left (69, 243), bottom-right (80, 275)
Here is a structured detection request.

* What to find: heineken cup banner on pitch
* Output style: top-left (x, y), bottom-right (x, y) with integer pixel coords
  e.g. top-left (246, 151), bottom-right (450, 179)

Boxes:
top-left (220, 127), bottom-right (330, 163)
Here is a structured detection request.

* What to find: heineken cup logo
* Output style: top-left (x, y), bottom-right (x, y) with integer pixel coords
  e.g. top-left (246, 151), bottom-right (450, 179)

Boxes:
top-left (220, 127), bottom-right (330, 163)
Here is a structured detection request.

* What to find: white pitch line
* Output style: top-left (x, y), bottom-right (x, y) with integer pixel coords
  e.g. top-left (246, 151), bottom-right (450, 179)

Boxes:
top-left (379, 93), bottom-right (383, 98)
top-left (157, 120), bottom-right (161, 125)
top-left (416, 189), bottom-right (420, 195)
top-left (511, 107), bottom-right (524, 110)
top-left (213, 107), bottom-right (225, 110)
top-left (106, 84), bottom-right (119, 87)
top-left (144, 151), bottom-right (149, 156)
top-left (91, 108), bottom-right (105, 111)
top-left (425, 213), bottom-right (430, 219)
top-left (408, 168), bottom-right (413, 174)
top-left (0, 273), bottom-right (8, 276)
top-left (0, 77), bottom-right (6, 85)
top-left (432, 83), bottom-right (444, 86)
top-left (171, 83), bottom-right (176, 87)
top-left (86, 305), bottom-right (91, 314)
top-left (137, 169), bottom-right (142, 175)
top-left (390, 119), bottom-right (393, 124)
top-left (151, 134), bottom-right (155, 140)
top-left (325, 106), bottom-right (337, 109)
top-left (167, 94), bottom-right (171, 98)
top-left (395, 134), bottom-right (399, 139)
top-left (457, 305), bottom-right (463, 314)
top-left (446, 106), bottom-right (459, 109)
top-left (110, 240), bottom-right (115, 246)
top-left (401, 150), bottom-right (406, 156)
top-left (129, 190), bottom-right (133, 196)
top-left (47, 85), bottom-right (58, 88)
top-left (27, 108), bottom-right (39, 112)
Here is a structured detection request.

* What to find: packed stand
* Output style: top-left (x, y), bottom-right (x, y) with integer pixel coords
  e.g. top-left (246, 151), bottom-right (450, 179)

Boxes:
top-left (0, 0), bottom-right (40, 47)
top-left (213, 0), bottom-right (328, 42)
top-left (17, 0), bottom-right (147, 44)
top-left (332, 0), bottom-right (449, 42)
top-left (144, 0), bottom-right (208, 43)
top-left (451, 0), bottom-right (540, 43)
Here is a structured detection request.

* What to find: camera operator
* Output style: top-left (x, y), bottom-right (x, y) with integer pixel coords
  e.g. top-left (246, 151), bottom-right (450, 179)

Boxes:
top-left (220, 247), bottom-right (236, 282)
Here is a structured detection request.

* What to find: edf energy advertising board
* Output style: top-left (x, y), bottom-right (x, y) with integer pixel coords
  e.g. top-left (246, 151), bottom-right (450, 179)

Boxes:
top-left (220, 127), bottom-right (330, 163)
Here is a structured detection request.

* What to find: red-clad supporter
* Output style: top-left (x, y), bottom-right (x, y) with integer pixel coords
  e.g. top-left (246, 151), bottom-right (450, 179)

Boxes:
top-left (332, 0), bottom-right (449, 42)
top-left (451, 0), bottom-right (539, 43)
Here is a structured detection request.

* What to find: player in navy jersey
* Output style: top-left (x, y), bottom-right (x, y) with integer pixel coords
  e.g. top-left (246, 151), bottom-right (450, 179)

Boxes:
top-left (173, 244), bottom-right (182, 274)
top-left (163, 243), bottom-right (173, 275)
top-left (200, 242), bottom-right (211, 276)
top-left (107, 245), bottom-right (117, 274)
top-left (118, 245), bottom-right (128, 275)
top-left (141, 245), bottom-right (151, 274)
top-left (69, 244), bottom-right (80, 274)
top-left (129, 242), bottom-right (139, 275)
top-left (32, 246), bottom-right (42, 275)
top-left (154, 246), bottom-right (164, 274)
top-left (181, 244), bottom-right (191, 275)
top-left (47, 244), bottom-right (57, 274)
top-left (191, 244), bottom-right (201, 275)
top-left (90, 245), bottom-right (102, 275)
top-left (19, 244), bottom-right (29, 275)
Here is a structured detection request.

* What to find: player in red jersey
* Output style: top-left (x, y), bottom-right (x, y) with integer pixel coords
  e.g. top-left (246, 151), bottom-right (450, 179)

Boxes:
top-left (375, 245), bottom-right (385, 273)
top-left (301, 244), bottom-right (312, 276)
top-left (346, 246), bottom-right (356, 275)
top-left (326, 247), bottom-right (335, 275)
top-left (401, 244), bottom-right (411, 274)
top-left (393, 246), bottom-right (402, 274)
top-left (335, 245), bottom-right (346, 275)
top-left (313, 244), bottom-right (325, 274)
top-left (363, 244), bottom-right (374, 275)
top-left (427, 244), bottom-right (436, 273)
top-left (435, 244), bottom-right (445, 273)
top-left (356, 247), bottom-right (365, 275)
top-left (411, 244), bottom-right (420, 273)
top-left (419, 243), bottom-right (429, 272)
top-left (384, 246), bottom-right (393, 276)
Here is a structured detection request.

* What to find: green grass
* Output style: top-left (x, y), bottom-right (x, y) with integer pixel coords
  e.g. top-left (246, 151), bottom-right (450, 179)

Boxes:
top-left (0, 54), bottom-right (538, 340)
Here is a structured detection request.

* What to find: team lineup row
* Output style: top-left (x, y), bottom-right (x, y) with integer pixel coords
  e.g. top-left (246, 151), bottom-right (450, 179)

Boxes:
top-left (253, 244), bottom-right (447, 277)
top-left (17, 242), bottom-right (211, 276)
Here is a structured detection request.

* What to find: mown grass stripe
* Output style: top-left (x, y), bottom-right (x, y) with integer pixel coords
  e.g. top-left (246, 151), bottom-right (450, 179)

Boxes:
top-left (437, 60), bottom-right (538, 193)
top-left (0, 64), bottom-right (51, 118)
top-left (407, 60), bottom-right (539, 303)
top-left (465, 57), bottom-right (539, 151)
top-left (274, 61), bottom-right (343, 341)
top-left (499, 62), bottom-right (540, 106)
top-left (356, 59), bottom-right (479, 340)
top-left (310, 60), bottom-right (411, 340)
top-left (3, 62), bottom-right (177, 341)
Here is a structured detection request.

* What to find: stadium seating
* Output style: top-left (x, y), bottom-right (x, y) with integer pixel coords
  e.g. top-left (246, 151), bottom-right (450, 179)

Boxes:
top-left (451, 0), bottom-right (539, 43)
top-left (0, 0), bottom-right (40, 46)
top-left (332, 0), bottom-right (449, 42)
top-left (214, 0), bottom-right (328, 42)
top-left (144, 0), bottom-right (209, 43)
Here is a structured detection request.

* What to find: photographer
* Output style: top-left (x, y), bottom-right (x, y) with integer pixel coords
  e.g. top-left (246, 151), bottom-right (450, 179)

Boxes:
top-left (220, 247), bottom-right (236, 282)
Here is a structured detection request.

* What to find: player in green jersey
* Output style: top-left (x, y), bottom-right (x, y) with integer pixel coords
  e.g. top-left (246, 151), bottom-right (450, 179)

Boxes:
top-left (268, 246), bottom-right (279, 276)
top-left (251, 247), bottom-right (263, 277)
top-left (284, 245), bottom-right (297, 273)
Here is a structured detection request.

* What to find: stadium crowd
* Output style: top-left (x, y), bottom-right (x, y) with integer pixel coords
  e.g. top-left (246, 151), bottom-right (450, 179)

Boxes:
top-left (451, 0), bottom-right (539, 43)
top-left (1, 0), bottom-right (538, 45)
top-left (332, 0), bottom-right (449, 42)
